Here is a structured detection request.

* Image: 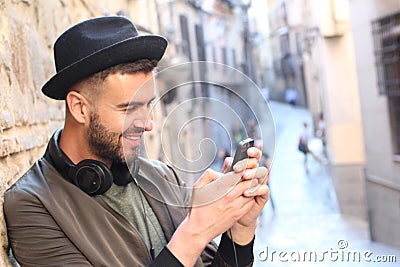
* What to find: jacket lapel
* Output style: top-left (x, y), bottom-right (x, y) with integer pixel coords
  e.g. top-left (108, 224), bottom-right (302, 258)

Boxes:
top-left (135, 158), bottom-right (188, 241)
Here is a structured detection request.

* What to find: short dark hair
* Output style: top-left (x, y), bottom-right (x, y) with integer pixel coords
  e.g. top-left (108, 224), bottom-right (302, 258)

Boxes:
top-left (71, 59), bottom-right (158, 104)
top-left (89, 59), bottom-right (158, 82)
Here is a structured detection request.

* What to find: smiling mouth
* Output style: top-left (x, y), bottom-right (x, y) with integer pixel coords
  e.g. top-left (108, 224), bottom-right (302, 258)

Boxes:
top-left (122, 130), bottom-right (144, 141)
top-left (123, 134), bottom-right (141, 141)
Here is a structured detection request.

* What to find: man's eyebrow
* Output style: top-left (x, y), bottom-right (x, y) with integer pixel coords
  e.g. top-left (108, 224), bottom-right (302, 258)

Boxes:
top-left (114, 97), bottom-right (156, 109)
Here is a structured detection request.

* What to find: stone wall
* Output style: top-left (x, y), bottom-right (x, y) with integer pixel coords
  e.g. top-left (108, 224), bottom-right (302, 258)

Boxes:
top-left (0, 0), bottom-right (137, 265)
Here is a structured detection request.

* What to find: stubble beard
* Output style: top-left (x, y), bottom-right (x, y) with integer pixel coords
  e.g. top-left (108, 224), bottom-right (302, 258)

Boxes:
top-left (87, 112), bottom-right (140, 164)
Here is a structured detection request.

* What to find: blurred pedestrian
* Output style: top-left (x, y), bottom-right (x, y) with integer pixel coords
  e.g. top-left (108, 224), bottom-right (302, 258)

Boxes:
top-left (315, 112), bottom-right (327, 156)
top-left (298, 121), bottom-right (324, 173)
top-left (247, 119), bottom-right (260, 140)
top-left (285, 87), bottom-right (298, 107)
top-left (231, 121), bottom-right (246, 145)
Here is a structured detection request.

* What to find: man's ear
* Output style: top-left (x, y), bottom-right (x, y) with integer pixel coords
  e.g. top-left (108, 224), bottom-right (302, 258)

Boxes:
top-left (65, 91), bottom-right (90, 124)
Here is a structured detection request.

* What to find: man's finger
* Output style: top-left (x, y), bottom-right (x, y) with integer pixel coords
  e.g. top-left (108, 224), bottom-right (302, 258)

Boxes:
top-left (240, 166), bottom-right (269, 181)
top-left (244, 184), bottom-right (270, 197)
top-left (247, 147), bottom-right (262, 160)
top-left (192, 171), bottom-right (243, 206)
top-left (221, 157), bottom-right (233, 173)
top-left (194, 169), bottom-right (221, 187)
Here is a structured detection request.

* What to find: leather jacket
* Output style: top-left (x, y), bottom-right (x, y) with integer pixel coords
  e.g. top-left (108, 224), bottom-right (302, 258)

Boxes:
top-left (3, 132), bottom-right (254, 266)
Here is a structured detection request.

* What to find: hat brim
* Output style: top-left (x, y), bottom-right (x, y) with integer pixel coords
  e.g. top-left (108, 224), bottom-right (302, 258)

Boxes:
top-left (42, 35), bottom-right (167, 100)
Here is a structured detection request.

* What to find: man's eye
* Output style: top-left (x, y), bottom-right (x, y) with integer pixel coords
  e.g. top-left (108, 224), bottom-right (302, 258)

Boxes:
top-left (124, 106), bottom-right (138, 113)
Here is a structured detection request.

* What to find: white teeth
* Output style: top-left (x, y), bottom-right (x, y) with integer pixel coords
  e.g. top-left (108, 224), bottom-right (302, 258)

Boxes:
top-left (124, 135), bottom-right (140, 140)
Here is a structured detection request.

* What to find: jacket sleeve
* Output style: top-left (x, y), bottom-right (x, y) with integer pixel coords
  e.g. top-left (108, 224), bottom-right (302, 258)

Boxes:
top-left (4, 188), bottom-right (92, 267)
top-left (149, 247), bottom-right (184, 267)
top-left (210, 232), bottom-right (254, 267)
top-left (149, 234), bottom-right (254, 267)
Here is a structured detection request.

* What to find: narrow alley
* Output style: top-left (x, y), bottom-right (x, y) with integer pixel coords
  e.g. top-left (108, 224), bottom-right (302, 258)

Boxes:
top-left (253, 101), bottom-right (400, 267)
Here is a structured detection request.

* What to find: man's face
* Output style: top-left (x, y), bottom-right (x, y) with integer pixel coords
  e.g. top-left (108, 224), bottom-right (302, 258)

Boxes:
top-left (87, 71), bottom-right (155, 164)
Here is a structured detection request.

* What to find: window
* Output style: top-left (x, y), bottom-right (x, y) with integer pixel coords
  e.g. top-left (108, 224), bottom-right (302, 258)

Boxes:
top-left (231, 49), bottom-right (237, 68)
top-left (279, 33), bottom-right (295, 78)
top-left (179, 15), bottom-right (192, 61)
top-left (195, 24), bottom-right (206, 61)
top-left (372, 12), bottom-right (400, 156)
top-left (221, 47), bottom-right (227, 65)
top-left (371, 12), bottom-right (400, 96)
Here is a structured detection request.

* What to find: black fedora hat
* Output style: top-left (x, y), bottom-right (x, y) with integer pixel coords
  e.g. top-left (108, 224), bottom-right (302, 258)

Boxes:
top-left (42, 16), bottom-right (168, 100)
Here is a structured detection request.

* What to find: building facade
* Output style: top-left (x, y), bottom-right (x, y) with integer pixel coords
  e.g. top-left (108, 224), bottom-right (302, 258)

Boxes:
top-left (349, 0), bottom-right (400, 248)
top-left (267, 0), bottom-right (368, 220)
top-left (266, 0), bottom-right (308, 106)
top-left (149, 0), bottom-right (275, 183)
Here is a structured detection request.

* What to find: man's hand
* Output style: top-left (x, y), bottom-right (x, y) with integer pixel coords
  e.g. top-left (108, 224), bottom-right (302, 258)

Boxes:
top-left (167, 146), bottom-right (270, 265)
top-left (223, 146), bottom-right (270, 245)
top-left (230, 170), bottom-right (269, 244)
top-left (167, 168), bottom-right (260, 266)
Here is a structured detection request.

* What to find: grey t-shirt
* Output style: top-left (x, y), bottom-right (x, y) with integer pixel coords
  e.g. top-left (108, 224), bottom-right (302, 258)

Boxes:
top-left (102, 181), bottom-right (167, 257)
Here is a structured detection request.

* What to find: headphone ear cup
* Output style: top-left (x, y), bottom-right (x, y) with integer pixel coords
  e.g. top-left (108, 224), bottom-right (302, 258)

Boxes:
top-left (111, 162), bottom-right (133, 186)
top-left (70, 159), bottom-right (113, 195)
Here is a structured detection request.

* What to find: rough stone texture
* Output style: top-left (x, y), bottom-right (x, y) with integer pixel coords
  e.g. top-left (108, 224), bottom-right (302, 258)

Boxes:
top-left (0, 0), bottom-right (135, 265)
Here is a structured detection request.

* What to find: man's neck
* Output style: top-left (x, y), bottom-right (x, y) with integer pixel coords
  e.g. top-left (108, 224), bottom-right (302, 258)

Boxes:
top-left (59, 125), bottom-right (112, 168)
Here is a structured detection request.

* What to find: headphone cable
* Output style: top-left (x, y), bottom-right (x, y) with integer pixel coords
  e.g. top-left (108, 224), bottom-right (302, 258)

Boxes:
top-left (229, 227), bottom-right (239, 267)
top-left (133, 176), bottom-right (156, 259)
top-left (134, 177), bottom-right (168, 260)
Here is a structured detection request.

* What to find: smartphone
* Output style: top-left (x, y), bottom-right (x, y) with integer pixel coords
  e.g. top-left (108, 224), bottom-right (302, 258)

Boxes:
top-left (230, 138), bottom-right (254, 171)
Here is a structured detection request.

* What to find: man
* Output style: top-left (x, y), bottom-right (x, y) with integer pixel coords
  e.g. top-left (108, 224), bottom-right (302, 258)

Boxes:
top-left (4, 16), bottom-right (269, 266)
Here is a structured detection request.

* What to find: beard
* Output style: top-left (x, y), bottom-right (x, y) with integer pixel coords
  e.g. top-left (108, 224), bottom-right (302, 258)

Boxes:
top-left (87, 112), bottom-right (140, 164)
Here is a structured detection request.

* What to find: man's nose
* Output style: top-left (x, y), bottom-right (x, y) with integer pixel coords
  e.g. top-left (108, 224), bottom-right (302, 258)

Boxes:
top-left (133, 114), bottom-right (153, 132)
